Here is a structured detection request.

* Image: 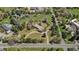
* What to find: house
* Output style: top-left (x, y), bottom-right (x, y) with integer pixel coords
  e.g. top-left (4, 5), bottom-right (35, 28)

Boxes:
top-left (33, 24), bottom-right (44, 32)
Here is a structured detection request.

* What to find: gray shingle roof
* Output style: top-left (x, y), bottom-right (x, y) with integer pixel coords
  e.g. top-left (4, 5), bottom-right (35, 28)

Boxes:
top-left (1, 24), bottom-right (12, 31)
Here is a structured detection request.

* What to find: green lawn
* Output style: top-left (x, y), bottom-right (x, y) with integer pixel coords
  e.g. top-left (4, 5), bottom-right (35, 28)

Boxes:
top-left (20, 13), bottom-right (52, 25)
top-left (4, 47), bottom-right (64, 51)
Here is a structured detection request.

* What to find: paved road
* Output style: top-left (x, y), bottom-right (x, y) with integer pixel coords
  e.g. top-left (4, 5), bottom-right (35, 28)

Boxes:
top-left (0, 43), bottom-right (79, 51)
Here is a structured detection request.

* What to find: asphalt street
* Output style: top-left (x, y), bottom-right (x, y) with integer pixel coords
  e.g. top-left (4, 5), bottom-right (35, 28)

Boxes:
top-left (0, 43), bottom-right (79, 51)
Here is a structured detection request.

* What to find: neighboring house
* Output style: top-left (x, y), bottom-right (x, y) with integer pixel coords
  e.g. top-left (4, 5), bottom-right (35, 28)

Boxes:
top-left (70, 19), bottom-right (79, 28)
top-left (0, 24), bottom-right (13, 33)
top-left (66, 24), bottom-right (76, 36)
top-left (66, 19), bottom-right (79, 36)
top-left (28, 7), bottom-right (45, 13)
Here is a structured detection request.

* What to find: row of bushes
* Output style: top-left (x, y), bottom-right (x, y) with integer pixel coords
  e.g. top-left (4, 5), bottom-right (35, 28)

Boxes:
top-left (42, 48), bottom-right (64, 51)
top-left (2, 38), bottom-right (44, 44)
top-left (3, 47), bottom-right (64, 51)
top-left (20, 38), bottom-right (44, 43)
